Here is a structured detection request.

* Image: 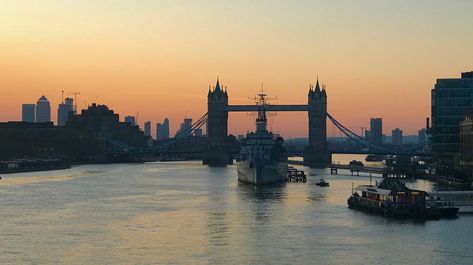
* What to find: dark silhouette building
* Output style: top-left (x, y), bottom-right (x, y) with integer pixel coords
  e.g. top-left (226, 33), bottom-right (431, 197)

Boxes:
top-left (303, 79), bottom-right (331, 166)
top-left (431, 71), bottom-right (473, 156)
top-left (144, 121), bottom-right (151, 137)
top-left (203, 78), bottom-right (231, 166)
top-left (460, 109), bottom-right (473, 187)
top-left (57, 97), bottom-right (74, 126)
top-left (36, 95), bottom-right (51, 123)
top-left (22, 104), bottom-right (35, 122)
top-left (370, 118), bottom-right (383, 146)
top-left (0, 122), bottom-right (61, 160)
top-left (157, 118), bottom-right (170, 140)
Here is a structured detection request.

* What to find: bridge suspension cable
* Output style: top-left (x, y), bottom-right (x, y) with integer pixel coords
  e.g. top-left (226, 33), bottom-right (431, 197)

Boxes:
top-left (157, 112), bottom-right (208, 151)
top-left (327, 113), bottom-right (391, 153)
top-left (327, 113), bottom-right (430, 154)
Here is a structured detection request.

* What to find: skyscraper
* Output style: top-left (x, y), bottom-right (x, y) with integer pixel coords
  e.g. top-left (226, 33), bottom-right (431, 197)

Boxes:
top-left (178, 118), bottom-right (193, 136)
top-left (125, 116), bottom-right (136, 126)
top-left (392, 128), bottom-right (403, 146)
top-left (36, 95), bottom-right (51, 123)
top-left (370, 118), bottom-right (383, 146)
top-left (431, 71), bottom-right (473, 155)
top-left (157, 118), bottom-right (170, 140)
top-left (57, 97), bottom-right (74, 126)
top-left (144, 121), bottom-right (151, 137)
top-left (22, 104), bottom-right (35, 122)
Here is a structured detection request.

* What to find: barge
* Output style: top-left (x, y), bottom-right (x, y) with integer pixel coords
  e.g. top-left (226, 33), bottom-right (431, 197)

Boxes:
top-left (347, 177), bottom-right (458, 219)
top-left (0, 158), bottom-right (71, 174)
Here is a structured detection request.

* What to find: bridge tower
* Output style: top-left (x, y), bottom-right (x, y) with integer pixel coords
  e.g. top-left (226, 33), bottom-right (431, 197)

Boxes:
top-left (304, 79), bottom-right (331, 167)
top-left (203, 78), bottom-right (232, 166)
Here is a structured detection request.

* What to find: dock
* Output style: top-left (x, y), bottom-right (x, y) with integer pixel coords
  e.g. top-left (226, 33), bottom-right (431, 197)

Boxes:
top-left (286, 166), bottom-right (306, 183)
top-left (329, 164), bottom-right (385, 176)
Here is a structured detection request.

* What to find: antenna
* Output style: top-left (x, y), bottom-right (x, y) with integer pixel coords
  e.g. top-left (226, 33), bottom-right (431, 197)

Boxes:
top-left (61, 90), bottom-right (64, 104)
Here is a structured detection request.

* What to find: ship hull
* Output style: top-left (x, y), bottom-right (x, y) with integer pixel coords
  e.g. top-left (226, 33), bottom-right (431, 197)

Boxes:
top-left (237, 159), bottom-right (287, 186)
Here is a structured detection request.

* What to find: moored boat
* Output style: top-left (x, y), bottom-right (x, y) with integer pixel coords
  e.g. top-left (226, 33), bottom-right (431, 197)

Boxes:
top-left (347, 177), bottom-right (458, 219)
top-left (236, 89), bottom-right (288, 186)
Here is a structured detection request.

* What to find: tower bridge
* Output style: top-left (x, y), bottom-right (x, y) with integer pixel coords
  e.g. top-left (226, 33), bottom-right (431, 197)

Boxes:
top-left (106, 78), bottom-right (429, 163)
top-left (203, 78), bottom-right (330, 167)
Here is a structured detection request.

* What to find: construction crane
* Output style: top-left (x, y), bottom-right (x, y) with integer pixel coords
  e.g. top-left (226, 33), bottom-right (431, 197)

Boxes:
top-left (70, 92), bottom-right (80, 113)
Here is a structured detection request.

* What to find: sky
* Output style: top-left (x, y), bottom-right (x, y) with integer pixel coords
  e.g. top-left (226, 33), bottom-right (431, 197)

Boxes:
top-left (1, 0), bottom-right (472, 138)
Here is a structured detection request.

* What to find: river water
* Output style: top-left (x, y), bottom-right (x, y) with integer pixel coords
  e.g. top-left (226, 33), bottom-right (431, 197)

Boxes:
top-left (0, 154), bottom-right (472, 264)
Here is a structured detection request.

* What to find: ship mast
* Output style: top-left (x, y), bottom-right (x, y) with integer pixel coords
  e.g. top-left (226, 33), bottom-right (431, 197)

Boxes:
top-left (256, 84), bottom-right (268, 132)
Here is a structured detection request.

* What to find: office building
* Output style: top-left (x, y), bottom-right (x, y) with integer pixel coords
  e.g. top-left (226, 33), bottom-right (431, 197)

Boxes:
top-left (57, 97), bottom-right (74, 126)
top-left (125, 116), bottom-right (136, 126)
top-left (178, 118), bottom-right (192, 136)
top-left (370, 118), bottom-right (383, 145)
top-left (194, 128), bottom-right (203, 137)
top-left (431, 71), bottom-right (473, 155)
top-left (36, 95), bottom-right (51, 123)
top-left (157, 118), bottom-right (170, 140)
top-left (460, 109), bottom-right (473, 186)
top-left (22, 104), bottom-right (35, 122)
top-left (144, 121), bottom-right (151, 137)
top-left (392, 128), bottom-right (403, 146)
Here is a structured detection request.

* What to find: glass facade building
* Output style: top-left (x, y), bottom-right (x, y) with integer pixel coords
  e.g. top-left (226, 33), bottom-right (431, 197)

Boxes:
top-left (431, 71), bottom-right (473, 155)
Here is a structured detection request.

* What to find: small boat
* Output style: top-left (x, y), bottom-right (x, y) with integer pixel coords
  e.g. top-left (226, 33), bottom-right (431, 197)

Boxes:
top-left (315, 178), bottom-right (329, 187)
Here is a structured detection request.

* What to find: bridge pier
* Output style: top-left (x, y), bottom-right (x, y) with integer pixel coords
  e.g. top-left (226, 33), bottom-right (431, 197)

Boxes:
top-left (202, 77), bottom-right (332, 167)
top-left (203, 79), bottom-right (233, 166)
top-left (303, 79), bottom-right (331, 167)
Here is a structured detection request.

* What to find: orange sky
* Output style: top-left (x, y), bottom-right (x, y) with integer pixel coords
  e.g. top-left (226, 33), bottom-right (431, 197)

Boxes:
top-left (1, 0), bottom-right (472, 137)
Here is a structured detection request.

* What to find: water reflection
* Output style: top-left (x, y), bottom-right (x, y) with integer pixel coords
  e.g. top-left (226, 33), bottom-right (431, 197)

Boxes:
top-left (0, 160), bottom-right (472, 265)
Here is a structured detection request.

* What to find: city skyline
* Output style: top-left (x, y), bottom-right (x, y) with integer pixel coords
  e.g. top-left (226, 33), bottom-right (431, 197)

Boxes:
top-left (1, 1), bottom-right (473, 137)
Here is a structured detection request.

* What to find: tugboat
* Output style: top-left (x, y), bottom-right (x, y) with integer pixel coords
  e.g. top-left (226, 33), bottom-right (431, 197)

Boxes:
top-left (236, 89), bottom-right (288, 186)
top-left (347, 177), bottom-right (459, 219)
top-left (315, 178), bottom-right (329, 187)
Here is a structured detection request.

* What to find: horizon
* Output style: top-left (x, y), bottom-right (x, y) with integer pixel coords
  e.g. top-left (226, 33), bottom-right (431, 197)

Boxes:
top-left (1, 0), bottom-right (473, 137)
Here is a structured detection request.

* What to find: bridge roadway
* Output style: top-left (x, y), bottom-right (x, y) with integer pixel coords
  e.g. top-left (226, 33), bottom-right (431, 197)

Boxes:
top-left (226, 105), bottom-right (308, 112)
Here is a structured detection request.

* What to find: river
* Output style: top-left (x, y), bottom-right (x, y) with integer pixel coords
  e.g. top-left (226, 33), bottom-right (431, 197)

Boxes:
top-left (0, 154), bottom-right (472, 264)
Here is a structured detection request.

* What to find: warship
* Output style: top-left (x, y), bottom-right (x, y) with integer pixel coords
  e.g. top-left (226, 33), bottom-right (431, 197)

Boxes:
top-left (236, 90), bottom-right (288, 185)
